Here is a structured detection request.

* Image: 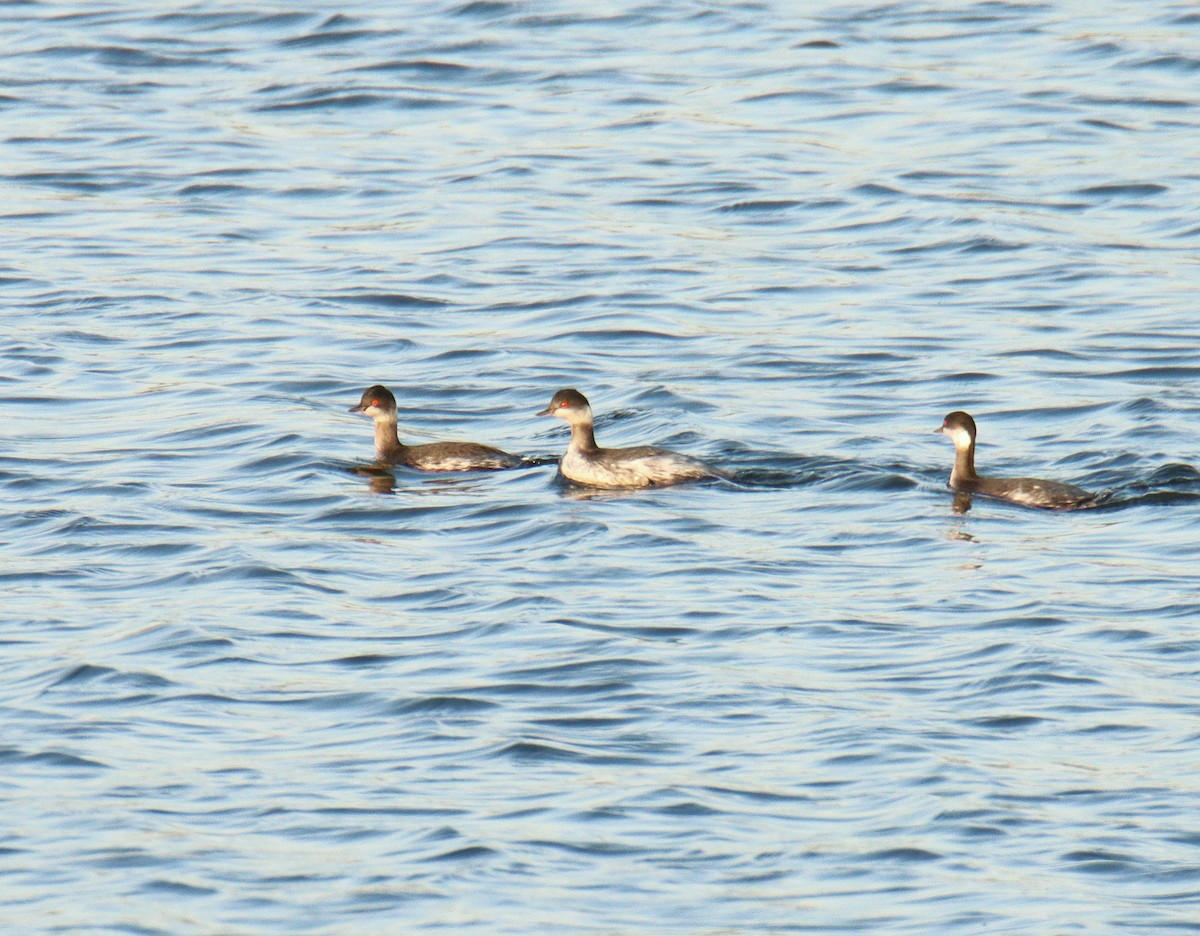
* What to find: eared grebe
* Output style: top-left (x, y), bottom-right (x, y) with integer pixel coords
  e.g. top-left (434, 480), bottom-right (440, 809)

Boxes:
top-left (350, 385), bottom-right (523, 471)
top-left (538, 388), bottom-right (725, 488)
top-left (937, 411), bottom-right (1096, 510)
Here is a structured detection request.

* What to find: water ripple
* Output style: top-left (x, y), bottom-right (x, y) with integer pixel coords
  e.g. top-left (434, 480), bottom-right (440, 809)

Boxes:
top-left (1, 0), bottom-right (1199, 933)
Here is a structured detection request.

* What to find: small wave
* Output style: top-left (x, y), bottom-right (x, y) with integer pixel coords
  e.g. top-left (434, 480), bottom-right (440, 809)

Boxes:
top-left (1098, 490), bottom-right (1200, 510)
top-left (739, 89), bottom-right (840, 104)
top-left (0, 748), bottom-right (109, 771)
top-left (452, 0), bottom-right (517, 15)
top-left (494, 740), bottom-right (587, 763)
top-left (13, 171), bottom-right (122, 192)
top-left (427, 845), bottom-right (498, 862)
top-left (325, 292), bottom-right (448, 309)
top-left (176, 182), bottom-right (252, 196)
top-left (853, 183), bottom-right (903, 197)
top-left (1130, 54), bottom-right (1200, 73)
top-left (150, 11), bottom-right (313, 30)
top-left (970, 715), bottom-right (1044, 730)
top-left (864, 847), bottom-right (942, 863)
top-left (279, 29), bottom-right (379, 49)
top-left (391, 695), bottom-right (499, 714)
top-left (1061, 849), bottom-right (1139, 875)
top-left (329, 653), bottom-right (395, 668)
top-left (1074, 183), bottom-right (1168, 198)
top-left (872, 79), bottom-right (952, 94)
top-left (36, 45), bottom-right (204, 68)
top-left (141, 879), bottom-right (218, 897)
top-left (1084, 463), bottom-right (1200, 510)
top-left (715, 199), bottom-right (804, 213)
top-left (255, 92), bottom-right (399, 112)
top-left (357, 58), bottom-right (474, 76)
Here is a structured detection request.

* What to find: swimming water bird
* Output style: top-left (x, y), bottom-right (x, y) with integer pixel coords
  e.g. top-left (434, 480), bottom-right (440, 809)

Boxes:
top-left (936, 411), bottom-right (1096, 510)
top-left (538, 388), bottom-right (725, 488)
top-left (350, 385), bottom-right (523, 471)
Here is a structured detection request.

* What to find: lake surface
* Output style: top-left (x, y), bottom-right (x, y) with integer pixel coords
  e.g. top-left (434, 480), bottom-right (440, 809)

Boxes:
top-left (3, 1), bottom-right (1200, 932)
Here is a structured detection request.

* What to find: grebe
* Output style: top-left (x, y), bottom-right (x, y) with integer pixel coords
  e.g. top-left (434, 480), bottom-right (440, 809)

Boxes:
top-left (350, 385), bottom-right (522, 471)
top-left (539, 388), bottom-right (725, 488)
top-left (937, 410), bottom-right (1096, 510)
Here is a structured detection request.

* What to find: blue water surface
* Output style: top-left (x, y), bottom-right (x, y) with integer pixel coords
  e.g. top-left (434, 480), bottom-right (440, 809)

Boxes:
top-left (2, 1), bottom-right (1200, 932)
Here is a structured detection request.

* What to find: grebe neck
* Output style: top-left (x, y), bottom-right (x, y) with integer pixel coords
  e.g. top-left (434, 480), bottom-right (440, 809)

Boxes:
top-left (375, 416), bottom-right (405, 462)
top-left (951, 437), bottom-right (977, 486)
top-left (569, 419), bottom-right (598, 454)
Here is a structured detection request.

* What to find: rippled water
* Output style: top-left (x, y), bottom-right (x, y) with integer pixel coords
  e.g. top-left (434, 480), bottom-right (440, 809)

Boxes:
top-left (4, 1), bottom-right (1200, 932)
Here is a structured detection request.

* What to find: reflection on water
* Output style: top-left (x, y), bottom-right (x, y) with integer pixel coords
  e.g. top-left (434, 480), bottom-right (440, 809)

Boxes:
top-left (349, 464), bottom-right (398, 494)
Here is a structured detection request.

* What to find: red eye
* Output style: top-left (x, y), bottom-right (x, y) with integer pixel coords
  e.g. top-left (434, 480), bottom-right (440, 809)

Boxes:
top-left (559, 400), bottom-right (568, 408)
top-left (371, 399), bottom-right (379, 407)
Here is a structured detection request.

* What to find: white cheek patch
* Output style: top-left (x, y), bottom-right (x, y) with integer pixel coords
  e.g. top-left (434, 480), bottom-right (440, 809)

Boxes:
top-left (948, 426), bottom-right (972, 448)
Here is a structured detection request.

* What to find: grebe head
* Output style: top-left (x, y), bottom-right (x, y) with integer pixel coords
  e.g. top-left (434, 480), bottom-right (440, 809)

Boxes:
top-left (350, 385), bottom-right (397, 420)
top-left (538, 388), bottom-right (592, 425)
top-left (937, 410), bottom-right (976, 449)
